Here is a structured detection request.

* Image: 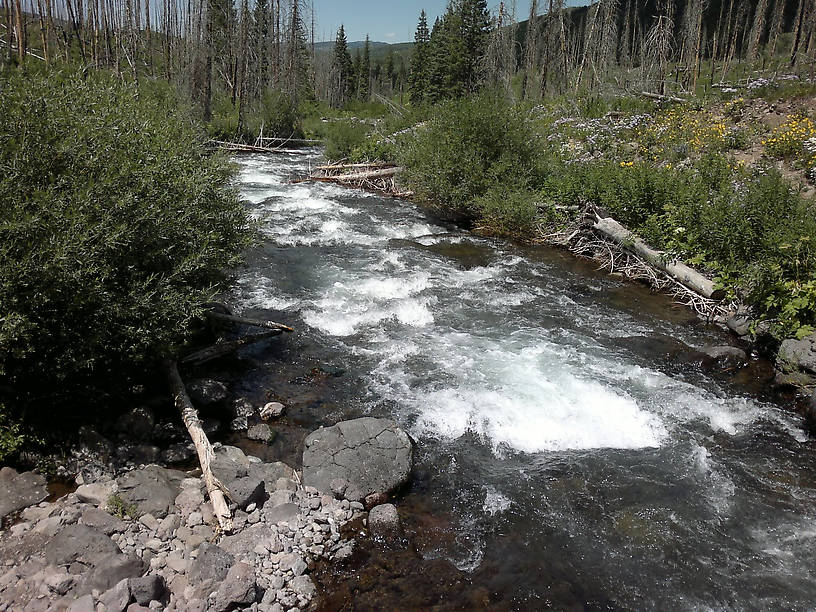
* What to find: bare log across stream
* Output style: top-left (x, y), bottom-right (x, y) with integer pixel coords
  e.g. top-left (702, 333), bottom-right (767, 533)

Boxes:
top-left (165, 360), bottom-right (233, 532)
top-left (298, 162), bottom-right (413, 198)
top-left (206, 311), bottom-right (294, 332)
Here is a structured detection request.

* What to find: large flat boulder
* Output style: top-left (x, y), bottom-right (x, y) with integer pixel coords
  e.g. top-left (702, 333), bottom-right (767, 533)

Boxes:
top-left (116, 466), bottom-right (185, 519)
top-left (0, 467), bottom-right (48, 520)
top-left (302, 418), bottom-right (413, 500)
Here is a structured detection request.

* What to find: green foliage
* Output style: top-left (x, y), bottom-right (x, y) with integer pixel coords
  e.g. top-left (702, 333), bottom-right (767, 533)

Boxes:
top-left (0, 67), bottom-right (252, 397)
top-left (475, 187), bottom-right (540, 238)
top-left (107, 494), bottom-right (139, 520)
top-left (324, 121), bottom-right (370, 160)
top-left (400, 94), bottom-right (539, 218)
top-left (207, 92), bottom-right (252, 142)
top-left (250, 89), bottom-right (303, 138)
top-left (0, 408), bottom-right (25, 464)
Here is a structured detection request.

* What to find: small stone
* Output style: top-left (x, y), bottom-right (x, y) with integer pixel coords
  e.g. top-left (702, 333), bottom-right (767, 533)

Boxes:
top-left (364, 492), bottom-right (388, 509)
top-left (247, 423), bottom-right (274, 443)
top-left (275, 478), bottom-right (298, 492)
top-left (368, 503), bottom-right (402, 540)
top-left (186, 512), bottom-right (203, 527)
top-left (67, 594), bottom-right (95, 612)
top-left (99, 578), bottom-right (131, 612)
top-left (289, 575), bottom-right (316, 601)
top-left (139, 513), bottom-right (160, 532)
top-left (260, 402), bottom-right (285, 420)
top-left (76, 481), bottom-right (118, 507)
top-left (131, 574), bottom-right (166, 606)
top-left (267, 490), bottom-right (295, 508)
top-left (187, 379), bottom-right (228, 406)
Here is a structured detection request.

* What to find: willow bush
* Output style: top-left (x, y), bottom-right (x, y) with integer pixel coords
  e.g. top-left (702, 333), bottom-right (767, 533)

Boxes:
top-left (0, 67), bottom-right (252, 399)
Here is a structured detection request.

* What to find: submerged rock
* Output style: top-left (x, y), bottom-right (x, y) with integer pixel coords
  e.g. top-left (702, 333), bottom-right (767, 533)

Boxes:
top-left (368, 503), bottom-right (402, 541)
top-left (703, 345), bottom-right (748, 371)
top-left (302, 418), bottom-right (413, 501)
top-left (187, 379), bottom-right (228, 406)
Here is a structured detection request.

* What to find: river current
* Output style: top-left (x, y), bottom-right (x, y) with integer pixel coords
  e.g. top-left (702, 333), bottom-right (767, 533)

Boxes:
top-left (231, 151), bottom-right (816, 610)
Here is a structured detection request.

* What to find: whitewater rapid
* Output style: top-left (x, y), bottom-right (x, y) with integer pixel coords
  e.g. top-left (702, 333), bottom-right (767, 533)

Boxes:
top-left (232, 151), bottom-right (816, 609)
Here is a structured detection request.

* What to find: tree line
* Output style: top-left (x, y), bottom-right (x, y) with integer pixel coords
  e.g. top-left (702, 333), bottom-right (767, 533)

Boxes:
top-left (405, 0), bottom-right (816, 105)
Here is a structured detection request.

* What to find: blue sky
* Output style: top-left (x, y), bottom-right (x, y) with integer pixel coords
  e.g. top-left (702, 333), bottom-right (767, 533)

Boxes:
top-left (312, 0), bottom-right (590, 45)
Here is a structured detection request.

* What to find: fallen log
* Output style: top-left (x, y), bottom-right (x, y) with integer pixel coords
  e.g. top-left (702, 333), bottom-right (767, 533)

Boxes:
top-left (165, 360), bottom-right (233, 533)
top-left (206, 311), bottom-right (294, 332)
top-left (258, 137), bottom-right (322, 146)
top-left (593, 217), bottom-right (724, 300)
top-left (640, 91), bottom-right (687, 104)
top-left (314, 161), bottom-right (394, 172)
top-left (331, 167), bottom-right (402, 182)
top-left (209, 140), bottom-right (278, 153)
top-left (181, 330), bottom-right (282, 366)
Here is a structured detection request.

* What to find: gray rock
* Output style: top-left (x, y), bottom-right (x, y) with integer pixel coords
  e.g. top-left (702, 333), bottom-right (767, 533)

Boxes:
top-left (247, 423), bottom-right (274, 443)
top-left (263, 503), bottom-right (299, 525)
top-left (289, 575), bottom-right (316, 601)
top-left (368, 503), bottom-right (402, 540)
top-left (211, 445), bottom-right (251, 482)
top-left (67, 594), bottom-right (95, 612)
top-left (130, 574), bottom-right (165, 606)
top-left (0, 468), bottom-right (48, 520)
top-left (275, 478), bottom-right (298, 492)
top-left (77, 425), bottom-right (114, 457)
top-left (267, 490), bottom-right (295, 507)
top-left (703, 345), bottom-right (747, 368)
top-left (777, 333), bottom-right (816, 386)
top-left (139, 513), bottom-right (160, 532)
top-left (174, 486), bottom-right (205, 519)
top-left (76, 480), bottom-right (118, 507)
top-left (248, 462), bottom-right (295, 495)
top-left (302, 418), bottom-right (413, 499)
top-left (187, 543), bottom-right (234, 586)
top-left (279, 552), bottom-right (307, 576)
top-left (726, 310), bottom-right (752, 336)
top-left (213, 562), bottom-right (256, 611)
top-left (260, 402), bottom-right (285, 420)
top-left (187, 379), bottom-right (228, 406)
top-left (79, 507), bottom-right (127, 536)
top-left (156, 514), bottom-right (179, 540)
top-left (230, 416), bottom-right (249, 432)
top-left (99, 578), bottom-right (131, 612)
top-left (46, 524), bottom-right (120, 566)
top-left (127, 445), bottom-right (161, 464)
top-left (84, 552), bottom-right (144, 592)
top-left (117, 466), bottom-right (185, 519)
top-left (116, 407), bottom-right (155, 440)
top-left (227, 476), bottom-right (266, 510)
top-left (43, 567), bottom-right (75, 595)
top-left (161, 443), bottom-right (195, 464)
top-left (220, 523), bottom-right (279, 557)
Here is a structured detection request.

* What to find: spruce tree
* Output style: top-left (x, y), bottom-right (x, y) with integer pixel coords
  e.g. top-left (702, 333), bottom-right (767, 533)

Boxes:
top-left (409, 10), bottom-right (431, 105)
top-left (353, 48), bottom-right (363, 98)
top-left (460, 0), bottom-right (491, 92)
top-left (330, 24), bottom-right (353, 108)
top-left (361, 35), bottom-right (371, 101)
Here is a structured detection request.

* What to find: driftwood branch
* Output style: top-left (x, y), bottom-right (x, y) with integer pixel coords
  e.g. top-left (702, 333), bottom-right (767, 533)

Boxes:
top-left (592, 216), bottom-right (724, 300)
top-left (206, 311), bottom-right (294, 332)
top-left (165, 360), bottom-right (233, 533)
top-left (331, 167), bottom-right (402, 182)
top-left (181, 330), bottom-right (282, 366)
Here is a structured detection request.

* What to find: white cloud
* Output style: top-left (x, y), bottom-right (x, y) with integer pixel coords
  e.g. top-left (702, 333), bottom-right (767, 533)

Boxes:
top-left (385, 32), bottom-right (396, 39)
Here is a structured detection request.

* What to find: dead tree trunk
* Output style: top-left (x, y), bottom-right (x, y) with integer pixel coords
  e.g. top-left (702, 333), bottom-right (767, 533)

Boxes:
top-left (593, 217), bottom-right (724, 299)
top-left (165, 360), bottom-right (233, 532)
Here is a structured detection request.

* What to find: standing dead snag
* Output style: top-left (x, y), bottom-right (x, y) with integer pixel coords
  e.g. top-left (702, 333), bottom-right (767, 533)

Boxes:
top-left (165, 359), bottom-right (234, 533)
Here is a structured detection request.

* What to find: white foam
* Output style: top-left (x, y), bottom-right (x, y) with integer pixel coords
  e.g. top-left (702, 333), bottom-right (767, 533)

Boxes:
top-left (483, 487), bottom-right (512, 516)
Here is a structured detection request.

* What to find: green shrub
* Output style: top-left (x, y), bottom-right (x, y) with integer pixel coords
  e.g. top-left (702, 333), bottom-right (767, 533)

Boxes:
top-left (249, 89), bottom-right (303, 138)
top-left (324, 121), bottom-right (370, 160)
top-left (0, 408), bottom-right (25, 464)
top-left (399, 94), bottom-right (540, 219)
top-left (475, 187), bottom-right (540, 238)
top-left (0, 67), bottom-right (252, 398)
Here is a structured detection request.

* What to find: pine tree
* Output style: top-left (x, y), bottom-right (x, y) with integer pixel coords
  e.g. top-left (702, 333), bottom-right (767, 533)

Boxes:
top-left (409, 10), bottom-right (430, 105)
top-left (460, 0), bottom-right (491, 92)
top-left (352, 48), bottom-right (362, 98)
top-left (329, 24), bottom-right (353, 107)
top-left (361, 35), bottom-right (371, 101)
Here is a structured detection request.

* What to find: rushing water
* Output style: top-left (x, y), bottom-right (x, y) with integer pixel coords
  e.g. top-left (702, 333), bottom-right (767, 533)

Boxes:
top-left (232, 151), bottom-right (816, 610)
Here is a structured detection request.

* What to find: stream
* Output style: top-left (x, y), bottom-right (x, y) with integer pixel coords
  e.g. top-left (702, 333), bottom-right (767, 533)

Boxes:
top-left (229, 151), bottom-right (816, 610)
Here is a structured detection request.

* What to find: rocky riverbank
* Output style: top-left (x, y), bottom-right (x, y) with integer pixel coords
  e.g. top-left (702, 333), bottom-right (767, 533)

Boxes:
top-left (0, 417), bottom-right (414, 611)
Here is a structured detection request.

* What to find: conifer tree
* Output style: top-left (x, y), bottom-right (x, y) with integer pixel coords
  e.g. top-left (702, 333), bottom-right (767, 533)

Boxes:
top-left (361, 35), bottom-right (371, 101)
top-left (460, 0), bottom-right (491, 91)
top-left (353, 48), bottom-right (362, 98)
top-left (329, 24), bottom-right (353, 107)
top-left (409, 10), bottom-right (430, 105)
